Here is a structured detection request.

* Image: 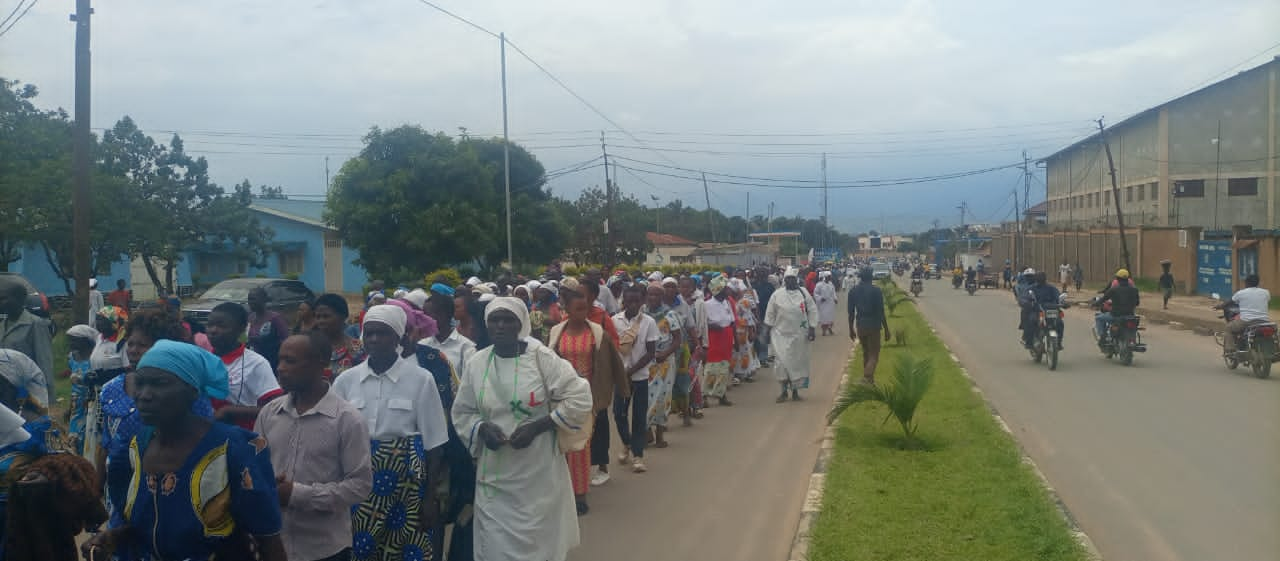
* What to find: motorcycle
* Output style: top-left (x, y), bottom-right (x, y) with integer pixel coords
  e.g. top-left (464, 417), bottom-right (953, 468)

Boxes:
top-left (1028, 299), bottom-right (1067, 370)
top-left (952, 273), bottom-right (962, 289)
top-left (1089, 297), bottom-right (1146, 365)
top-left (965, 277), bottom-right (977, 295)
top-left (1212, 293), bottom-right (1279, 379)
top-left (910, 277), bottom-right (923, 297)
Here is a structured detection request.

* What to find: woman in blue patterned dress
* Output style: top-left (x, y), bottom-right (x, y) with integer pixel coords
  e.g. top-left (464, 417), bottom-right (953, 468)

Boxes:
top-left (86, 340), bottom-right (286, 561)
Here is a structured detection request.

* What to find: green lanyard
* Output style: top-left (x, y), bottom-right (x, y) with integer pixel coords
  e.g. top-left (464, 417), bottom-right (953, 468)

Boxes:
top-left (476, 352), bottom-right (521, 498)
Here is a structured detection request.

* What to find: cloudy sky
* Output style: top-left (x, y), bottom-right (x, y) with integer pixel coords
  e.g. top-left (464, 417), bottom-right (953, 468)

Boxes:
top-left (4, 0), bottom-right (1278, 234)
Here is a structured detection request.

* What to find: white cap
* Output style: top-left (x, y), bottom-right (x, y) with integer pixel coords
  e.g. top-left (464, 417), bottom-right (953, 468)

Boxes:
top-left (466, 277), bottom-right (482, 287)
top-left (1023, 268), bottom-right (1035, 276)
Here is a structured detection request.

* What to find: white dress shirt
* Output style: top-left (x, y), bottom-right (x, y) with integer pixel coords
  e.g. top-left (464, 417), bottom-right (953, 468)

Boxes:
top-left (332, 355), bottom-right (450, 448)
top-left (419, 330), bottom-right (477, 378)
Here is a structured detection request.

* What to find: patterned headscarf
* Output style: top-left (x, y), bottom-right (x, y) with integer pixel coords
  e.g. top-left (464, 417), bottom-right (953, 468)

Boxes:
top-left (96, 305), bottom-right (129, 342)
top-left (709, 275), bottom-right (729, 295)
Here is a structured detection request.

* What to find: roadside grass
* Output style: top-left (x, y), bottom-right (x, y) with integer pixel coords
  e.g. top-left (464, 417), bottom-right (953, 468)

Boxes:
top-left (808, 301), bottom-right (1088, 561)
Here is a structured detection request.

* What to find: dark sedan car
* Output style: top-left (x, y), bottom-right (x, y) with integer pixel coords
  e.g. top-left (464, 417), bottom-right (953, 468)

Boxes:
top-left (183, 278), bottom-right (315, 326)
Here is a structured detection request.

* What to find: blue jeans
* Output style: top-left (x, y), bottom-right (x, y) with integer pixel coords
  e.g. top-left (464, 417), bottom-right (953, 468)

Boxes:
top-left (1095, 312), bottom-right (1113, 341)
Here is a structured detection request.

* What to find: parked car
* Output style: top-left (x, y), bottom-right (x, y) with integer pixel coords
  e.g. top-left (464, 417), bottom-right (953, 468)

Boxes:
top-left (0, 272), bottom-right (51, 319)
top-left (184, 278), bottom-right (315, 325)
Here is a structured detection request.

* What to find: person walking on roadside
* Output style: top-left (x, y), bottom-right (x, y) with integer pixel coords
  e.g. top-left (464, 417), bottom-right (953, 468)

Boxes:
top-left (1158, 259), bottom-right (1175, 310)
top-left (643, 283), bottom-right (683, 449)
top-left (764, 267), bottom-right (818, 402)
top-left (813, 272), bottom-right (838, 336)
top-left (751, 268), bottom-right (775, 366)
top-left (847, 268), bottom-right (890, 385)
top-left (207, 302), bottom-right (283, 430)
top-left (88, 278), bottom-right (105, 326)
top-left (730, 278), bottom-right (759, 384)
top-left (1059, 261), bottom-right (1073, 292)
top-left (678, 276), bottom-right (708, 417)
top-left (248, 287), bottom-right (290, 372)
top-left (332, 304), bottom-right (451, 561)
top-left (663, 277), bottom-right (696, 427)
top-left (255, 333), bottom-right (372, 561)
top-left (0, 278), bottom-right (53, 399)
top-left (701, 276), bottom-right (736, 407)
top-left (549, 288), bottom-right (627, 513)
top-left (1073, 263), bottom-right (1084, 292)
top-left (452, 297), bottom-right (593, 561)
top-left (611, 285), bottom-right (659, 472)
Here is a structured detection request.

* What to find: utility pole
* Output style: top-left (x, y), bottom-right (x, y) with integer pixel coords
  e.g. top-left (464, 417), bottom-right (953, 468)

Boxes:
top-left (821, 153), bottom-right (829, 250)
top-left (1021, 150), bottom-right (1032, 266)
top-left (1012, 188), bottom-right (1020, 267)
top-left (324, 156), bottom-right (331, 190)
top-left (1097, 118), bottom-right (1132, 272)
top-left (746, 192), bottom-right (751, 241)
top-left (500, 32), bottom-right (513, 270)
top-left (767, 202), bottom-right (774, 234)
top-left (71, 0), bottom-right (92, 324)
top-left (602, 131), bottom-right (614, 269)
top-left (702, 172), bottom-right (717, 244)
top-left (650, 195), bottom-right (661, 237)
top-left (1213, 119), bottom-right (1222, 232)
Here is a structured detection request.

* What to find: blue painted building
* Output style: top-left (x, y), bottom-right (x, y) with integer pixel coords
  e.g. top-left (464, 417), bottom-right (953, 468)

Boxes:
top-left (7, 199), bottom-right (367, 299)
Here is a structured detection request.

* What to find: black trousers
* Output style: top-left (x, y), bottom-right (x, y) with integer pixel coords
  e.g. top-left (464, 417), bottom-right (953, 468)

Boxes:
top-left (612, 380), bottom-right (649, 458)
top-left (312, 549), bottom-right (352, 561)
top-left (591, 408), bottom-right (611, 467)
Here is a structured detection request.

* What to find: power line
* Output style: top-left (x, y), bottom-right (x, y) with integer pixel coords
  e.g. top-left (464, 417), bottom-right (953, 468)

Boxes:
top-left (614, 161), bottom-right (1023, 190)
top-left (0, 0), bottom-right (27, 29)
top-left (0, 0), bottom-right (37, 38)
top-left (410, 0), bottom-right (499, 38)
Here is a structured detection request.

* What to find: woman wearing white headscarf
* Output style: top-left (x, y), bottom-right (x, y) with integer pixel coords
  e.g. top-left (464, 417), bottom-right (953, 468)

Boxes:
top-left (332, 304), bottom-right (450, 561)
top-left (452, 297), bottom-right (592, 561)
top-left (764, 267), bottom-right (818, 402)
top-left (814, 271), bottom-right (838, 336)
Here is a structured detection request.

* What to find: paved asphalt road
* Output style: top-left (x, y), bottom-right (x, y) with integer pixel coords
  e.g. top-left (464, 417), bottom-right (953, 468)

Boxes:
top-left (915, 278), bottom-right (1280, 561)
top-left (568, 321), bottom-right (852, 561)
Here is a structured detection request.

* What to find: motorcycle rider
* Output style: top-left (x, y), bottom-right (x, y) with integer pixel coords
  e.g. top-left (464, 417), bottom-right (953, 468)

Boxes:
top-left (1220, 274), bottom-right (1271, 355)
top-left (1019, 272), bottom-right (1062, 349)
top-left (1093, 269), bottom-right (1140, 347)
top-left (965, 266), bottom-right (977, 287)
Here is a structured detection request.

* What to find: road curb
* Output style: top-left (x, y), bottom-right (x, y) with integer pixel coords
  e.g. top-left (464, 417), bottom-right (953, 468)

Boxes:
top-left (786, 346), bottom-right (854, 561)
top-left (930, 325), bottom-right (1103, 561)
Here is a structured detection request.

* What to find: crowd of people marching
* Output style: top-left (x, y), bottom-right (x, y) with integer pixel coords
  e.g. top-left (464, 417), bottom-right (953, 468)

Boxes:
top-left (0, 263), bottom-right (862, 561)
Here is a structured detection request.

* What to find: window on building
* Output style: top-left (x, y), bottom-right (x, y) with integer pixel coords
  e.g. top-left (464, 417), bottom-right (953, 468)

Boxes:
top-left (1150, 182), bottom-right (1158, 201)
top-left (279, 251), bottom-right (305, 275)
top-left (1137, 184), bottom-right (1145, 201)
top-left (1125, 185), bottom-right (1133, 202)
top-left (1105, 192), bottom-right (1111, 206)
top-left (1227, 177), bottom-right (1258, 197)
top-left (1174, 180), bottom-right (1205, 198)
top-left (236, 261), bottom-right (248, 275)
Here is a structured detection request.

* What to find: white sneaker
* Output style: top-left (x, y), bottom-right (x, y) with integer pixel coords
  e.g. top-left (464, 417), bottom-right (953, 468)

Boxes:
top-left (590, 467), bottom-right (610, 486)
top-left (617, 450), bottom-right (632, 465)
top-left (631, 458), bottom-right (647, 473)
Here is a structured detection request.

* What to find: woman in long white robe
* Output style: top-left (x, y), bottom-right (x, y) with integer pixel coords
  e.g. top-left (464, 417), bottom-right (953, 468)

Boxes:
top-left (452, 297), bottom-right (593, 561)
top-left (764, 269), bottom-right (818, 402)
top-left (813, 275), bottom-right (838, 335)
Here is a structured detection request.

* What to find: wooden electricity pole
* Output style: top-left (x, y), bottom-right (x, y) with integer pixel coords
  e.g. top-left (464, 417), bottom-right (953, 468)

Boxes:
top-left (1097, 118), bottom-right (1132, 272)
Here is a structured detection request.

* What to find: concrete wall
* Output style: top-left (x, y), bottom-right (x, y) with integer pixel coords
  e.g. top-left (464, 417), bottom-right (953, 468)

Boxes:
top-left (989, 227), bottom-right (1190, 291)
top-left (1045, 59), bottom-right (1278, 230)
top-left (7, 245), bottom-right (133, 297)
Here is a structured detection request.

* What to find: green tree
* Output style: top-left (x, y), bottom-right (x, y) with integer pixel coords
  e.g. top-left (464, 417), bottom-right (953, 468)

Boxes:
top-left (561, 186), bottom-right (652, 267)
top-left (255, 184), bottom-right (287, 199)
top-left (0, 79), bottom-right (70, 266)
top-left (326, 127), bottom-right (570, 277)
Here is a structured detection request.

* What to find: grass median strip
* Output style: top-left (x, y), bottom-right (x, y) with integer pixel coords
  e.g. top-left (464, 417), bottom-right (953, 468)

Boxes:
top-left (809, 300), bottom-right (1088, 561)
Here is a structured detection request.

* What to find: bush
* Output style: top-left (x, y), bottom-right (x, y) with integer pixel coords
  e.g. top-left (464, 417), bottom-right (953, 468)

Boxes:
top-left (563, 265), bottom-right (581, 277)
top-left (425, 268), bottom-right (463, 288)
top-left (284, 272), bottom-right (300, 281)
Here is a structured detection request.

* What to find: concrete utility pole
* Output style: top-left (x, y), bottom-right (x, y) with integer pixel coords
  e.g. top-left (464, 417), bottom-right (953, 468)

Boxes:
top-left (1097, 118), bottom-right (1132, 273)
top-left (71, 0), bottom-right (92, 324)
top-left (1012, 187), bottom-right (1020, 266)
top-left (702, 172), bottom-right (717, 243)
top-left (602, 131), bottom-right (614, 269)
top-left (500, 32), bottom-right (513, 270)
top-left (746, 191), bottom-right (750, 241)
top-left (324, 156), bottom-right (331, 190)
top-left (821, 153), bottom-right (828, 250)
top-left (767, 202), bottom-right (774, 234)
top-left (1212, 120), bottom-right (1222, 232)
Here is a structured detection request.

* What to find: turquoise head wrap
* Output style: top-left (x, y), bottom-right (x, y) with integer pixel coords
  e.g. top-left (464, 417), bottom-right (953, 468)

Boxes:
top-left (136, 340), bottom-right (230, 400)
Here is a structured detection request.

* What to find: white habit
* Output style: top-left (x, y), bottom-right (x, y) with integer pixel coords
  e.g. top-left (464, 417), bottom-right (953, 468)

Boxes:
top-left (452, 341), bottom-right (593, 561)
top-left (764, 287), bottom-right (818, 385)
top-left (813, 280), bottom-right (837, 326)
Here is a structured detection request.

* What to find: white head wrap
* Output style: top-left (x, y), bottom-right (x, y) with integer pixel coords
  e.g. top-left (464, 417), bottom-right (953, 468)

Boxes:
top-left (89, 278), bottom-right (98, 289)
top-left (466, 277), bottom-right (482, 287)
top-left (404, 289), bottom-right (429, 309)
top-left (661, 277), bottom-right (678, 287)
top-left (0, 405), bottom-right (29, 448)
top-left (66, 324), bottom-right (99, 341)
top-left (484, 282), bottom-right (499, 292)
top-left (478, 293), bottom-right (496, 303)
top-left (362, 304), bottom-right (407, 338)
top-left (0, 349), bottom-right (49, 410)
top-left (485, 296), bottom-right (531, 340)
top-left (729, 278), bottom-right (747, 293)
top-left (647, 271), bottom-right (664, 282)
top-left (472, 284), bottom-right (494, 295)
top-left (784, 266), bottom-right (800, 278)
top-left (392, 288), bottom-right (409, 300)
top-left (526, 280), bottom-right (543, 292)
top-left (1023, 268), bottom-right (1035, 276)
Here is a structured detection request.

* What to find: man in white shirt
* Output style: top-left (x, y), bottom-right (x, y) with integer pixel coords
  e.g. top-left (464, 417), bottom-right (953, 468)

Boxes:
top-left (1223, 274), bottom-right (1272, 353)
top-left (419, 292), bottom-right (477, 378)
top-left (332, 304), bottom-right (450, 560)
top-left (611, 284), bottom-right (658, 472)
top-left (87, 278), bottom-right (104, 326)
